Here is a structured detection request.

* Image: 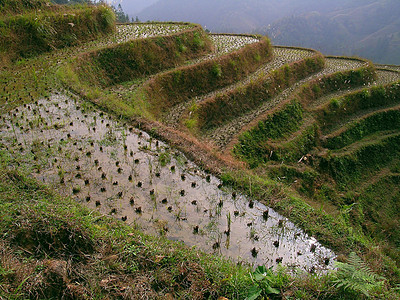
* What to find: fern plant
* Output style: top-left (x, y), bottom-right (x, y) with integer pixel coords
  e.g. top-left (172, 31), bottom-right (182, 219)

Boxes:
top-left (333, 252), bottom-right (385, 297)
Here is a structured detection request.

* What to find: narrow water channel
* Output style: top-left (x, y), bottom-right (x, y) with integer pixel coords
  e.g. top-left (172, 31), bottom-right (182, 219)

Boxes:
top-left (0, 93), bottom-right (335, 272)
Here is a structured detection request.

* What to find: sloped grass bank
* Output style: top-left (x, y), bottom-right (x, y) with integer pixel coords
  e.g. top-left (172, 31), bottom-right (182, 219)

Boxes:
top-left (1, 158), bottom-right (398, 299)
top-left (60, 23), bottom-right (213, 119)
top-left (72, 24), bottom-right (213, 87)
top-left (325, 107), bottom-right (400, 149)
top-left (320, 132), bottom-right (400, 185)
top-left (316, 81), bottom-right (400, 131)
top-left (195, 52), bottom-right (325, 132)
top-left (0, 0), bottom-right (51, 15)
top-left (358, 173), bottom-right (400, 263)
top-left (233, 100), bottom-right (306, 167)
top-left (0, 4), bottom-right (115, 62)
top-left (233, 62), bottom-right (376, 167)
top-left (142, 36), bottom-right (272, 117)
top-left (297, 61), bottom-right (376, 107)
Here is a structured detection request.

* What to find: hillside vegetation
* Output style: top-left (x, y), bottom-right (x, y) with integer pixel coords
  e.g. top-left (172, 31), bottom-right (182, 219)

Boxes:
top-left (0, 0), bottom-right (115, 63)
top-left (1, 1), bottom-right (400, 299)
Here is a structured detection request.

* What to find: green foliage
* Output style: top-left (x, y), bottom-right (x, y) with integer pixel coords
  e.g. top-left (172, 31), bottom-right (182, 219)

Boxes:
top-left (0, 0), bottom-right (49, 15)
top-left (296, 64), bottom-right (376, 106)
top-left (329, 98), bottom-right (340, 109)
top-left (81, 25), bottom-right (212, 86)
top-left (326, 109), bottom-right (400, 149)
top-left (273, 123), bottom-right (320, 162)
top-left (333, 252), bottom-right (385, 297)
top-left (234, 100), bottom-right (304, 167)
top-left (321, 132), bottom-right (400, 184)
top-left (246, 266), bottom-right (280, 299)
top-left (197, 52), bottom-right (323, 131)
top-left (143, 36), bottom-right (273, 116)
top-left (358, 174), bottom-right (400, 261)
top-left (192, 31), bottom-right (205, 49)
top-left (112, 4), bottom-right (129, 23)
top-left (317, 80), bottom-right (400, 129)
top-left (0, 5), bottom-right (116, 60)
top-left (211, 63), bottom-right (222, 78)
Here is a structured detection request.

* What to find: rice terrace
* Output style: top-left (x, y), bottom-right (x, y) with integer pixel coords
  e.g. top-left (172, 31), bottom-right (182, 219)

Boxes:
top-left (0, 0), bottom-right (400, 299)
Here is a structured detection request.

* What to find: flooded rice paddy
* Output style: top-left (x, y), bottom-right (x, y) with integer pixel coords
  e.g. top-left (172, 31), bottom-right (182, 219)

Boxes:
top-left (0, 93), bottom-right (335, 272)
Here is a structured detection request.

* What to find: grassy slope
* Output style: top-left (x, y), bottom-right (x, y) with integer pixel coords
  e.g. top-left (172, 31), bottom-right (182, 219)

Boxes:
top-left (59, 23), bottom-right (214, 120)
top-left (1, 157), bottom-right (397, 299)
top-left (143, 36), bottom-right (273, 118)
top-left (1, 2), bottom-right (400, 299)
top-left (0, 3), bottom-right (116, 63)
top-left (230, 61), bottom-right (400, 287)
top-left (195, 53), bottom-right (324, 131)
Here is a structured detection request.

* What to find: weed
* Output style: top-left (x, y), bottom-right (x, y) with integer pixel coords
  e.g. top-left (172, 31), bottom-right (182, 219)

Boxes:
top-left (246, 266), bottom-right (280, 299)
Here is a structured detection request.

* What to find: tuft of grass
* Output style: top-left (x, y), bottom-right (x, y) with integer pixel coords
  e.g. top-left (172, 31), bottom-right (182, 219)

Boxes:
top-left (0, 4), bottom-right (116, 62)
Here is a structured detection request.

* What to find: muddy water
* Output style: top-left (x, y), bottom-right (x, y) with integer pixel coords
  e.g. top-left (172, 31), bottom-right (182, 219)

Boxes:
top-left (0, 93), bottom-right (335, 272)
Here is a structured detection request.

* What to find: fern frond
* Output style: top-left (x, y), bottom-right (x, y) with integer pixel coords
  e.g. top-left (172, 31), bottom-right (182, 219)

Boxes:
top-left (333, 252), bottom-right (385, 297)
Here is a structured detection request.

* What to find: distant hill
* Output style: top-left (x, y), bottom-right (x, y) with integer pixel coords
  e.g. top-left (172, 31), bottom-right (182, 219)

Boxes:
top-left (266, 0), bottom-right (400, 64)
top-left (137, 0), bottom-right (400, 64)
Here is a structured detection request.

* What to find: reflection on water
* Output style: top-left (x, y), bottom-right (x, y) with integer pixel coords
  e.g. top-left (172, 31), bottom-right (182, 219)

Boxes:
top-left (0, 93), bottom-right (335, 272)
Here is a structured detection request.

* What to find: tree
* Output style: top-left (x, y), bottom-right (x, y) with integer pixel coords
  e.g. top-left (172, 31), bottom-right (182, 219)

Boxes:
top-left (113, 4), bottom-right (130, 23)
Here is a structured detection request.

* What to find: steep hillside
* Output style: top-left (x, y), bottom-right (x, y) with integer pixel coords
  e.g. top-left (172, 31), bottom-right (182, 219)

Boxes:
top-left (1, 2), bottom-right (400, 299)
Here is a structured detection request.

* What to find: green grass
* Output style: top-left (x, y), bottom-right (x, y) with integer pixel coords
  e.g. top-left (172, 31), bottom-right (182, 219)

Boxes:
top-left (325, 108), bottom-right (400, 149)
top-left (233, 100), bottom-right (305, 167)
top-left (1, 2), bottom-right (400, 298)
top-left (1, 159), bottom-right (398, 299)
top-left (0, 4), bottom-right (115, 62)
top-left (59, 24), bottom-right (213, 119)
top-left (142, 36), bottom-right (272, 117)
top-left (196, 53), bottom-right (324, 131)
top-left (316, 81), bottom-right (400, 131)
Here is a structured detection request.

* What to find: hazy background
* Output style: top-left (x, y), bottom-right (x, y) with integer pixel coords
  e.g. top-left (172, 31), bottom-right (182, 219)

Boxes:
top-left (116, 0), bottom-right (400, 65)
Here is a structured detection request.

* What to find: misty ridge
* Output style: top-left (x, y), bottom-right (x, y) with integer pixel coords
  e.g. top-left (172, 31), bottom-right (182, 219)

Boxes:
top-left (121, 0), bottom-right (400, 64)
